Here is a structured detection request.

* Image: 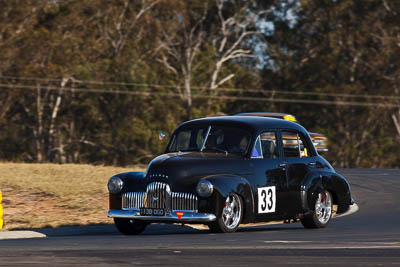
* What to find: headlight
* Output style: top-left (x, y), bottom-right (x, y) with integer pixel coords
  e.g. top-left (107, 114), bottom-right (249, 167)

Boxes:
top-left (196, 180), bottom-right (213, 198)
top-left (107, 176), bottom-right (123, 194)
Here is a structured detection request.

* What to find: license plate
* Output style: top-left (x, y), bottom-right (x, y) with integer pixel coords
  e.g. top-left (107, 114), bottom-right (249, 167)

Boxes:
top-left (140, 208), bottom-right (165, 216)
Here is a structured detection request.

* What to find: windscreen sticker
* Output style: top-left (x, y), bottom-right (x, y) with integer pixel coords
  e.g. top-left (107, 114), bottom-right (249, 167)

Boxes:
top-left (257, 186), bottom-right (276, 213)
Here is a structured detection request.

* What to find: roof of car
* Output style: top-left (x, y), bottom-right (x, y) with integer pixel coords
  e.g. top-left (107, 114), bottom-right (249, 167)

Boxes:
top-left (179, 116), bottom-right (306, 133)
top-left (234, 112), bottom-right (293, 118)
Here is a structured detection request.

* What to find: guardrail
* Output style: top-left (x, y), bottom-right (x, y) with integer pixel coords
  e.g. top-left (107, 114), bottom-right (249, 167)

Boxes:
top-left (0, 190), bottom-right (3, 229)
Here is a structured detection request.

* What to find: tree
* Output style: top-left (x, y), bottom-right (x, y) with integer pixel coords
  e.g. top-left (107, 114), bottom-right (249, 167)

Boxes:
top-left (261, 0), bottom-right (400, 167)
top-left (157, 0), bottom-right (267, 119)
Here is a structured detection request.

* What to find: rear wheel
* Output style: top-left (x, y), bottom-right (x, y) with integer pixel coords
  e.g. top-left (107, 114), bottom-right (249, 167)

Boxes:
top-left (301, 190), bottom-right (333, 229)
top-left (208, 193), bottom-right (243, 233)
top-left (113, 218), bottom-right (148, 235)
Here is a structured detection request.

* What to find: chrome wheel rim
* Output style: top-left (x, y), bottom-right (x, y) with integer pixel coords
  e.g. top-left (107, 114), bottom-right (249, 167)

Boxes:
top-left (222, 194), bottom-right (242, 230)
top-left (315, 191), bottom-right (332, 224)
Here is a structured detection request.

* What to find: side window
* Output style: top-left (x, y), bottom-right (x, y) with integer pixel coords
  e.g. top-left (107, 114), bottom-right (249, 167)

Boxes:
top-left (251, 136), bottom-right (263, 158)
top-left (298, 134), bottom-right (311, 157)
top-left (260, 132), bottom-right (279, 159)
top-left (281, 131), bottom-right (310, 158)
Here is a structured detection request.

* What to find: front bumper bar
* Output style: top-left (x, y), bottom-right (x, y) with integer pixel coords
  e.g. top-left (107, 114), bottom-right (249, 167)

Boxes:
top-left (108, 209), bottom-right (216, 222)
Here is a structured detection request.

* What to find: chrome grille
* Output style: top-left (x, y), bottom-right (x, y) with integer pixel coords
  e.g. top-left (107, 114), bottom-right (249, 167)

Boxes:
top-left (121, 182), bottom-right (198, 211)
top-left (122, 192), bottom-right (145, 209)
top-left (172, 192), bottom-right (198, 211)
top-left (145, 182), bottom-right (171, 209)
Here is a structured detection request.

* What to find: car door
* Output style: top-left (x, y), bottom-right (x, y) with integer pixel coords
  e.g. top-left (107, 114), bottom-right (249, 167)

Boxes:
top-left (279, 130), bottom-right (315, 216)
top-left (249, 131), bottom-right (288, 221)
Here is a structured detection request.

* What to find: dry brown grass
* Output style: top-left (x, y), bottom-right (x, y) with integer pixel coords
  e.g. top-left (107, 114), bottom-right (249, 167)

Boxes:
top-left (0, 163), bottom-right (340, 231)
top-left (0, 163), bottom-right (143, 230)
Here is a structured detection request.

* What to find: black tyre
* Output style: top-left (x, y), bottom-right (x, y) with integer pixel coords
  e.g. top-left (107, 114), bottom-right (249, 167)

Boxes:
top-left (301, 190), bottom-right (333, 229)
top-left (114, 218), bottom-right (148, 235)
top-left (208, 193), bottom-right (243, 233)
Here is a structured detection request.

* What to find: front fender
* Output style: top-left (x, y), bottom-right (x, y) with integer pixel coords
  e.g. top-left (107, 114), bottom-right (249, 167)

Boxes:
top-left (109, 172), bottom-right (146, 210)
top-left (301, 171), bottom-right (351, 214)
top-left (198, 174), bottom-right (255, 223)
top-left (116, 172), bottom-right (147, 192)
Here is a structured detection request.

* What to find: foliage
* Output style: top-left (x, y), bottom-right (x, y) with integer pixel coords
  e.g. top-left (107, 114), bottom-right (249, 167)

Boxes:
top-left (259, 0), bottom-right (400, 167)
top-left (0, 0), bottom-right (399, 167)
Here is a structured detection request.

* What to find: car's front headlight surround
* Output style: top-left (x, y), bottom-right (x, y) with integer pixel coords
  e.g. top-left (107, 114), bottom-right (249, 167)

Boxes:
top-left (196, 180), bottom-right (213, 198)
top-left (107, 176), bottom-right (123, 194)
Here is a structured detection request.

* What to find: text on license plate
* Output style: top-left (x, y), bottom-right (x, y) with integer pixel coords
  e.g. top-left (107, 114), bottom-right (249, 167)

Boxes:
top-left (140, 208), bottom-right (165, 216)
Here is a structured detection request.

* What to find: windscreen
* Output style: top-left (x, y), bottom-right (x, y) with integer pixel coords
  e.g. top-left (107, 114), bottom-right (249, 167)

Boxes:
top-left (167, 126), bottom-right (207, 152)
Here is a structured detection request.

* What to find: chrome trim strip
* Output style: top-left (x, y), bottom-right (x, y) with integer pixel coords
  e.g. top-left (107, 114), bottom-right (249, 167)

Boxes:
top-left (297, 134), bottom-right (301, 157)
top-left (300, 185), bottom-right (308, 210)
top-left (200, 125), bottom-right (212, 152)
top-left (108, 209), bottom-right (216, 222)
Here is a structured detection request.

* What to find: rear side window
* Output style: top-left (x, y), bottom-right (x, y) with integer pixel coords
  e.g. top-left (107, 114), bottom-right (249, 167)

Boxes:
top-left (251, 131), bottom-right (279, 159)
top-left (260, 132), bottom-right (279, 159)
top-left (281, 131), bottom-right (310, 158)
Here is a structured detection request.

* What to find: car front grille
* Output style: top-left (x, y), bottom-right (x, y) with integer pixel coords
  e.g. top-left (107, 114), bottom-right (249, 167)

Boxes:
top-left (145, 182), bottom-right (171, 209)
top-left (172, 192), bottom-right (198, 211)
top-left (122, 182), bottom-right (198, 211)
top-left (122, 192), bottom-right (145, 210)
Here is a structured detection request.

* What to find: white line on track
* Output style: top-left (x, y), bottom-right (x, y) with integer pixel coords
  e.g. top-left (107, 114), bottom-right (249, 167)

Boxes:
top-left (265, 241), bottom-right (313, 243)
top-left (260, 241), bottom-right (400, 249)
top-left (0, 231), bottom-right (46, 240)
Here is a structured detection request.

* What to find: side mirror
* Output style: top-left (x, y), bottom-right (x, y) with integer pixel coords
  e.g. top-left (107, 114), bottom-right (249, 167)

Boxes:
top-left (159, 132), bottom-right (166, 140)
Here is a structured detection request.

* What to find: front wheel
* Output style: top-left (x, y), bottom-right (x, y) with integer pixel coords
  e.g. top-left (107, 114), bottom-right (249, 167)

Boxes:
top-left (114, 218), bottom-right (148, 235)
top-left (208, 193), bottom-right (243, 233)
top-left (301, 190), bottom-right (333, 229)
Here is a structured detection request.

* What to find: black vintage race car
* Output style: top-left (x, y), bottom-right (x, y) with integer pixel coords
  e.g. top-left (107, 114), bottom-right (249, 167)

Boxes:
top-left (107, 116), bottom-right (354, 234)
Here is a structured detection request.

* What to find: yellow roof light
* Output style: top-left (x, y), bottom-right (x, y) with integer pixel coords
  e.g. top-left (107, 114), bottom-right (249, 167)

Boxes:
top-left (283, 115), bottom-right (297, 122)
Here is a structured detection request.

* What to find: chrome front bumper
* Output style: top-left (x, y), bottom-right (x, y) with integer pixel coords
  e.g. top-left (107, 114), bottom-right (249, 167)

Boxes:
top-left (108, 209), bottom-right (216, 222)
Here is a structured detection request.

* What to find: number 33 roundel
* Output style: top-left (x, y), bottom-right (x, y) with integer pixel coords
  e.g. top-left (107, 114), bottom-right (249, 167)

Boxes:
top-left (257, 186), bottom-right (276, 213)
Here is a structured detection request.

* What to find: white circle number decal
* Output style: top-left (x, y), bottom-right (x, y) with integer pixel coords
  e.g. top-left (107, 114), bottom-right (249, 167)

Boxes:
top-left (257, 186), bottom-right (276, 213)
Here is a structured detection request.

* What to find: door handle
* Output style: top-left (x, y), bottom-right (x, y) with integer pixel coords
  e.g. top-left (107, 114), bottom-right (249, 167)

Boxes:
top-left (308, 162), bottom-right (316, 167)
top-left (279, 163), bottom-right (287, 168)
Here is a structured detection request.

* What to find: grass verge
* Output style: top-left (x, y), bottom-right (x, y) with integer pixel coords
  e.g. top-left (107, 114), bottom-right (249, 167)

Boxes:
top-left (0, 163), bottom-right (142, 230)
top-left (0, 162), bottom-right (339, 231)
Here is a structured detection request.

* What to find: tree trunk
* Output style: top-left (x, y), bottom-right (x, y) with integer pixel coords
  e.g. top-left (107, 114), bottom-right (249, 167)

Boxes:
top-left (35, 86), bottom-right (44, 162)
top-left (48, 78), bottom-right (68, 161)
top-left (184, 73), bottom-right (192, 120)
top-left (392, 110), bottom-right (400, 137)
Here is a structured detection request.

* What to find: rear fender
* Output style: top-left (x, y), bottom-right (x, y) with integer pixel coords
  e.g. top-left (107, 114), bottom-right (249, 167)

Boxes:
top-left (301, 172), bottom-right (351, 214)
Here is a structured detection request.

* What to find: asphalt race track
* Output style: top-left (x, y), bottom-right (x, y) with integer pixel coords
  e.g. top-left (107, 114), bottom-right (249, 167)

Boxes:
top-left (0, 168), bottom-right (400, 266)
